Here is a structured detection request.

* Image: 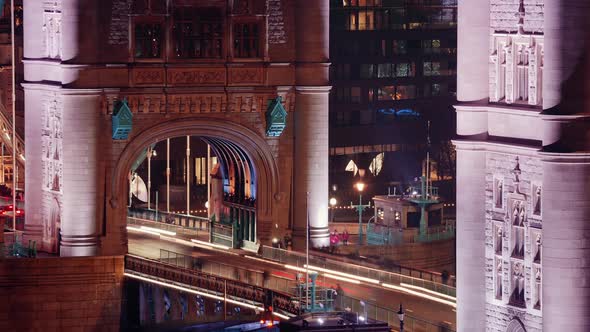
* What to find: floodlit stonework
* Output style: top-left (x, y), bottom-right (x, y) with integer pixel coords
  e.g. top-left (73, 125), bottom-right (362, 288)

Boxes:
top-left (456, 0), bottom-right (590, 331)
top-left (22, 0), bottom-right (332, 256)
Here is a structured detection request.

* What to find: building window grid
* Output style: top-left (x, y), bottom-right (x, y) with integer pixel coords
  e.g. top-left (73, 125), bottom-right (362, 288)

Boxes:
top-left (233, 22), bottom-right (261, 58)
top-left (377, 85), bottom-right (416, 101)
top-left (134, 21), bottom-right (164, 59)
top-left (172, 7), bottom-right (223, 59)
top-left (335, 3), bottom-right (457, 31)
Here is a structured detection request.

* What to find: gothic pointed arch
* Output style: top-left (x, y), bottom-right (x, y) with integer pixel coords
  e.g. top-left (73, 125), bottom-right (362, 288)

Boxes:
top-left (506, 317), bottom-right (526, 332)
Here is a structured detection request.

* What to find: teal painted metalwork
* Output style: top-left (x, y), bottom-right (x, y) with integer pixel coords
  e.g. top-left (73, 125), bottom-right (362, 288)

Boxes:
top-left (366, 223), bottom-right (403, 246)
top-left (265, 96), bottom-right (287, 137)
top-left (413, 223), bottom-right (456, 243)
top-left (112, 99), bottom-right (133, 140)
top-left (1, 233), bottom-right (36, 258)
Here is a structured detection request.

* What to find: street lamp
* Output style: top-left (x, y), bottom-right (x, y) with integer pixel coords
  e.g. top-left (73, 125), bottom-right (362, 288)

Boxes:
top-left (397, 304), bottom-right (405, 331)
top-left (329, 197), bottom-right (337, 207)
top-left (147, 147), bottom-right (156, 210)
top-left (355, 182), bottom-right (365, 246)
top-left (329, 197), bottom-right (337, 223)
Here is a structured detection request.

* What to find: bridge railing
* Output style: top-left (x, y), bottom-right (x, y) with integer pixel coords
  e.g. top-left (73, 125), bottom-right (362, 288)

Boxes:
top-left (0, 231), bottom-right (36, 258)
top-left (261, 246), bottom-right (456, 297)
top-left (336, 294), bottom-right (454, 332)
top-left (125, 254), bottom-right (299, 316)
top-left (159, 249), bottom-right (295, 293)
top-left (127, 216), bottom-right (208, 240)
top-left (155, 250), bottom-right (454, 331)
top-left (413, 223), bottom-right (456, 243)
top-left (128, 207), bottom-right (209, 231)
top-left (0, 196), bottom-right (24, 209)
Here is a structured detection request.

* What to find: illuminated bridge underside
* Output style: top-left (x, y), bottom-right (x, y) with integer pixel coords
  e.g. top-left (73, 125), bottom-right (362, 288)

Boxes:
top-left (125, 255), bottom-right (296, 318)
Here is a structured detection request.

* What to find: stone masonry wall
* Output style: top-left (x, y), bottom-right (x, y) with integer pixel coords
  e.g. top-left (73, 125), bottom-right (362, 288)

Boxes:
top-left (108, 0), bottom-right (132, 45)
top-left (484, 152), bottom-right (542, 331)
top-left (0, 256), bottom-right (124, 331)
top-left (267, 0), bottom-right (287, 44)
top-left (491, 0), bottom-right (544, 33)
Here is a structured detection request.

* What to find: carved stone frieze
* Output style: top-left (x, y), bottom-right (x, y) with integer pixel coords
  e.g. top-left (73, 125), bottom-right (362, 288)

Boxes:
top-left (132, 68), bottom-right (165, 85)
top-left (229, 67), bottom-right (264, 85)
top-left (102, 90), bottom-right (294, 115)
top-left (167, 68), bottom-right (226, 86)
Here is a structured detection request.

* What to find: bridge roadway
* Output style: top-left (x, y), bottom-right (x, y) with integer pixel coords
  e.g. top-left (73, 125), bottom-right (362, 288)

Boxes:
top-left (128, 232), bottom-right (456, 330)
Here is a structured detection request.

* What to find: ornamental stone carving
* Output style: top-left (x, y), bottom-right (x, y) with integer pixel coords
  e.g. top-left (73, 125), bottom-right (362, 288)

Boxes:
top-left (229, 67), bottom-right (264, 85)
top-left (167, 68), bottom-right (226, 86)
top-left (132, 68), bottom-right (165, 85)
top-left (42, 10), bottom-right (62, 59)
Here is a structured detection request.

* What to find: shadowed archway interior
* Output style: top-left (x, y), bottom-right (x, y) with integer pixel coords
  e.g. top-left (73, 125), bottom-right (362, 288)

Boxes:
top-left (109, 117), bottom-right (280, 253)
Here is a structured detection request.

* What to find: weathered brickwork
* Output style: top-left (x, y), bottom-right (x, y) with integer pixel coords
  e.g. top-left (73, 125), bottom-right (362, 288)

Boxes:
top-left (490, 0), bottom-right (544, 33)
top-left (485, 152), bottom-right (542, 331)
top-left (0, 256), bottom-right (124, 331)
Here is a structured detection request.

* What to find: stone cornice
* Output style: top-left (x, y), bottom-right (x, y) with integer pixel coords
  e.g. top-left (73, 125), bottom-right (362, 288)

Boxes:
top-left (537, 151), bottom-right (590, 163)
top-left (295, 86), bottom-right (332, 94)
top-left (453, 139), bottom-right (540, 156)
top-left (21, 83), bottom-right (103, 95)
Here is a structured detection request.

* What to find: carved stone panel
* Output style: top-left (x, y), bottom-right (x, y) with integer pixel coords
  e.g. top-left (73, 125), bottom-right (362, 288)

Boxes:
top-left (267, 0), bottom-right (287, 44)
top-left (41, 93), bottom-right (63, 253)
top-left (228, 67), bottom-right (264, 85)
top-left (132, 68), bottom-right (165, 86)
top-left (167, 68), bottom-right (226, 86)
top-left (42, 11), bottom-right (62, 59)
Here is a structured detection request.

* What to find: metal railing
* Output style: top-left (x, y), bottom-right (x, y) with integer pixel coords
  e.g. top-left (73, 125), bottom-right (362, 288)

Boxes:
top-left (127, 216), bottom-right (208, 240)
top-left (125, 254), bottom-right (299, 316)
top-left (128, 207), bottom-right (209, 231)
top-left (1, 232), bottom-right (36, 258)
top-left (336, 294), bottom-right (454, 332)
top-left (158, 249), bottom-right (295, 293)
top-left (0, 102), bottom-right (25, 169)
top-left (155, 250), bottom-right (453, 330)
top-left (261, 246), bottom-right (456, 296)
top-left (413, 224), bottom-right (456, 243)
top-left (0, 196), bottom-right (24, 209)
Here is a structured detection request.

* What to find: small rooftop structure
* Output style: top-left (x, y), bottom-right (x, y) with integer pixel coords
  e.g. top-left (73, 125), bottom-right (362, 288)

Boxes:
top-left (369, 177), bottom-right (454, 244)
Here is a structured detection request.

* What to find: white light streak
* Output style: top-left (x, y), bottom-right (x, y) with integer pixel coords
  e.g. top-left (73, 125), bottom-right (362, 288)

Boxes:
top-left (125, 272), bottom-right (224, 301)
top-left (304, 264), bottom-right (380, 284)
top-left (191, 239), bottom-right (230, 250)
top-left (125, 272), bottom-right (292, 319)
top-left (400, 283), bottom-right (456, 301)
top-left (284, 264), bottom-right (318, 274)
top-left (140, 226), bottom-right (176, 236)
top-left (323, 273), bottom-right (361, 284)
top-left (381, 283), bottom-right (457, 307)
top-left (126, 226), bottom-right (161, 236)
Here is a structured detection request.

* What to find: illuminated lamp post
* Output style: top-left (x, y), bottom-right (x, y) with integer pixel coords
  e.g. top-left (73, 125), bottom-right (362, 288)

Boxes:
top-left (351, 181), bottom-right (370, 248)
top-left (329, 197), bottom-right (337, 223)
top-left (398, 303), bottom-right (405, 331)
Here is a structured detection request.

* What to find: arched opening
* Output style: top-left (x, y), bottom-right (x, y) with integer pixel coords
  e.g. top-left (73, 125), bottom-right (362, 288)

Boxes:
top-left (506, 318), bottom-right (526, 332)
top-left (110, 117), bottom-right (279, 254)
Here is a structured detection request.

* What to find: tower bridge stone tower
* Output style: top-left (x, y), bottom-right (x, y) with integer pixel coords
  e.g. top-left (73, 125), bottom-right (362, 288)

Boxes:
top-left (456, 0), bottom-right (590, 331)
top-left (22, 0), bottom-right (331, 256)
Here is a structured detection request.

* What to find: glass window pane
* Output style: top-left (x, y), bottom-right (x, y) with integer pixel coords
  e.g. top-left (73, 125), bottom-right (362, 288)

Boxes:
top-left (378, 86), bottom-right (396, 101)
